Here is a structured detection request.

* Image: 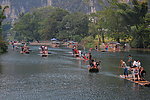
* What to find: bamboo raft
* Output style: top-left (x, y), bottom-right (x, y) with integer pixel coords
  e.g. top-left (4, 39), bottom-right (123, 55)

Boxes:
top-left (89, 67), bottom-right (99, 73)
top-left (41, 54), bottom-right (48, 57)
top-left (120, 74), bottom-right (150, 87)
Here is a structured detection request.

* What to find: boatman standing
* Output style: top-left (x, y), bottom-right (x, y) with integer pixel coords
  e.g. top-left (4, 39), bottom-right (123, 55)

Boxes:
top-left (121, 60), bottom-right (128, 78)
top-left (128, 55), bottom-right (133, 67)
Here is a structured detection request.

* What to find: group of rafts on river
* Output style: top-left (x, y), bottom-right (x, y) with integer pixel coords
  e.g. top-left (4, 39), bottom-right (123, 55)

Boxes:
top-left (71, 45), bottom-right (150, 86)
top-left (12, 42), bottom-right (50, 57)
top-left (72, 46), bottom-right (101, 73)
top-left (11, 42), bottom-right (150, 87)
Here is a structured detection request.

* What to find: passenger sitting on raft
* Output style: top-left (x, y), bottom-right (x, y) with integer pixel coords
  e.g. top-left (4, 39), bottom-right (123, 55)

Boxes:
top-left (40, 46), bottom-right (48, 54)
top-left (131, 60), bottom-right (141, 68)
top-left (40, 46), bottom-right (45, 53)
top-left (21, 46), bottom-right (24, 52)
top-left (82, 53), bottom-right (88, 60)
top-left (73, 49), bottom-right (79, 57)
top-left (133, 67), bottom-right (140, 81)
top-left (72, 46), bottom-right (76, 55)
top-left (22, 44), bottom-right (29, 53)
top-left (89, 59), bottom-right (98, 68)
top-left (89, 59), bottom-right (94, 67)
top-left (136, 60), bottom-right (141, 68)
top-left (96, 61), bottom-right (101, 67)
top-left (78, 50), bottom-right (82, 57)
top-left (132, 60), bottom-right (137, 68)
top-left (44, 46), bottom-right (48, 54)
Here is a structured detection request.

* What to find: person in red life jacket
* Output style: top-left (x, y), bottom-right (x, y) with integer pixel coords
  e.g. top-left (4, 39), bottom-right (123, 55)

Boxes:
top-left (82, 53), bottom-right (88, 60)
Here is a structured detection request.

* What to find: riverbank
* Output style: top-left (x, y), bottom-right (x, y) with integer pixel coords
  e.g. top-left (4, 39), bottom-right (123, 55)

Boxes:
top-left (0, 41), bottom-right (8, 53)
top-left (12, 41), bottom-right (150, 52)
top-left (13, 42), bottom-right (52, 46)
top-left (13, 41), bottom-right (61, 47)
top-left (130, 48), bottom-right (150, 51)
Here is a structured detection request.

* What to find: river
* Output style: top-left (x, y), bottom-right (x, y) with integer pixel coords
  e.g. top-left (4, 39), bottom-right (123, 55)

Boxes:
top-left (0, 46), bottom-right (150, 100)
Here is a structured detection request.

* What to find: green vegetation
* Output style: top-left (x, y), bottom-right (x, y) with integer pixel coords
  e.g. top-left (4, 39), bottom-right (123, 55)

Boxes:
top-left (12, 0), bottom-right (150, 48)
top-left (13, 6), bottom-right (89, 42)
top-left (0, 40), bottom-right (8, 53)
top-left (13, 7), bottom-right (68, 41)
top-left (0, 5), bottom-right (8, 53)
top-left (87, 0), bottom-right (150, 48)
top-left (58, 12), bottom-right (89, 41)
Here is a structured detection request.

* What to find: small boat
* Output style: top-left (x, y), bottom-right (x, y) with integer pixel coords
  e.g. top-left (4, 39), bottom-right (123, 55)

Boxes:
top-left (25, 51), bottom-right (30, 54)
top-left (51, 42), bottom-right (60, 48)
top-left (75, 54), bottom-right (79, 57)
top-left (20, 51), bottom-right (30, 54)
top-left (48, 52), bottom-right (51, 54)
top-left (40, 51), bottom-right (51, 54)
top-left (38, 52), bottom-right (51, 57)
top-left (42, 54), bottom-right (48, 57)
top-left (101, 50), bottom-right (107, 52)
top-left (88, 67), bottom-right (99, 73)
top-left (76, 57), bottom-right (89, 61)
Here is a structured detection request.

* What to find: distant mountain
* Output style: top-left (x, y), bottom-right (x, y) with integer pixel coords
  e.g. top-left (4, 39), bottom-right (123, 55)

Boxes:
top-left (0, 0), bottom-right (101, 23)
top-left (1, 0), bottom-right (148, 23)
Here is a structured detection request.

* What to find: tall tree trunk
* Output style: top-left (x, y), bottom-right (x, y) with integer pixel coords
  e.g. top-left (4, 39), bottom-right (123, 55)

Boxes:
top-left (138, 35), bottom-right (144, 48)
top-left (117, 37), bottom-right (120, 43)
top-left (0, 22), bottom-right (2, 40)
top-left (98, 34), bottom-right (101, 45)
top-left (0, 5), bottom-right (9, 40)
top-left (101, 32), bottom-right (105, 43)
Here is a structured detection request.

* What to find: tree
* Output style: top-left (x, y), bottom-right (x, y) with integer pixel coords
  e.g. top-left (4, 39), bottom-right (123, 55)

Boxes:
top-left (13, 6), bottom-right (69, 41)
top-left (0, 5), bottom-right (9, 39)
top-left (118, 0), bottom-right (148, 48)
top-left (2, 22), bottom-right (12, 40)
top-left (89, 0), bottom-right (149, 47)
top-left (58, 12), bottom-right (89, 41)
top-left (38, 8), bottom-right (69, 40)
top-left (14, 12), bottom-right (41, 41)
top-left (0, 5), bottom-right (9, 53)
top-left (130, 12), bottom-right (150, 48)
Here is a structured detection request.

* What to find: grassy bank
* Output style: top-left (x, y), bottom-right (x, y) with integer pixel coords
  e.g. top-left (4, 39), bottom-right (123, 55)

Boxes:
top-left (0, 41), bottom-right (8, 53)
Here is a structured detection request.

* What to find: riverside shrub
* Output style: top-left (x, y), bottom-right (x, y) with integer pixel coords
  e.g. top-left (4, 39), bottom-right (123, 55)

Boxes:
top-left (0, 41), bottom-right (8, 53)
